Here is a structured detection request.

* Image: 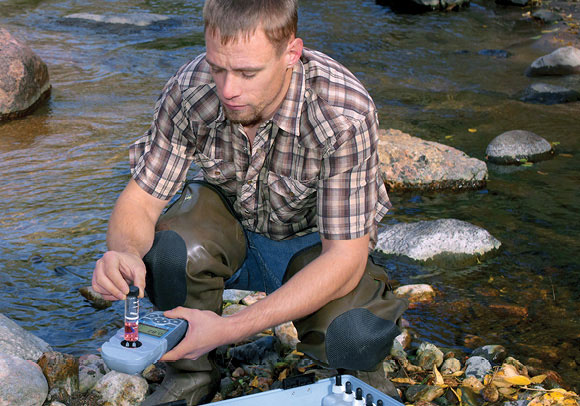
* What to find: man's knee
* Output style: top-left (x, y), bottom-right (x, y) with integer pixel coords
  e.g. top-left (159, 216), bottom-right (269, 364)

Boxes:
top-left (143, 181), bottom-right (247, 311)
top-left (284, 245), bottom-right (408, 371)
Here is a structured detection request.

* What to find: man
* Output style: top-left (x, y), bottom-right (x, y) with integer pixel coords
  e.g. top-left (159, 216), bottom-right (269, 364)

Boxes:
top-left (92, 0), bottom-right (405, 404)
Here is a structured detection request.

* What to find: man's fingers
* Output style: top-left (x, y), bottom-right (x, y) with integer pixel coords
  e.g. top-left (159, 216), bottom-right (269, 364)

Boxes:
top-left (92, 257), bottom-right (127, 301)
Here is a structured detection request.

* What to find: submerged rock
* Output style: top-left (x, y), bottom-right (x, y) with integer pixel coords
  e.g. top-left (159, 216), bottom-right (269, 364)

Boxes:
top-left (376, 0), bottom-right (470, 13)
top-left (63, 12), bottom-right (171, 27)
top-left (0, 28), bottom-right (51, 121)
top-left (378, 129), bottom-right (487, 191)
top-left (496, 0), bottom-right (529, 6)
top-left (520, 83), bottom-right (580, 105)
top-left (375, 218), bottom-right (501, 262)
top-left (485, 130), bottom-right (553, 164)
top-left (532, 9), bottom-right (563, 23)
top-left (525, 46), bottom-right (580, 76)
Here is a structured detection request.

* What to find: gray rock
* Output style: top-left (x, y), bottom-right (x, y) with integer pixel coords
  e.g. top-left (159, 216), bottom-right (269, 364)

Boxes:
top-left (521, 83), bottom-right (580, 105)
top-left (0, 352), bottom-right (48, 406)
top-left (441, 357), bottom-right (462, 374)
top-left (78, 354), bottom-right (110, 394)
top-left (92, 371), bottom-right (148, 406)
top-left (496, 0), bottom-right (529, 6)
top-left (471, 345), bottom-right (508, 364)
top-left (223, 289), bottom-right (252, 303)
top-left (375, 219), bottom-right (501, 262)
top-left (486, 130), bottom-right (553, 164)
top-left (378, 129), bottom-right (487, 191)
top-left (465, 356), bottom-right (492, 380)
top-left (416, 342), bottom-right (444, 370)
top-left (63, 12), bottom-right (170, 27)
top-left (0, 28), bottom-right (51, 121)
top-left (0, 313), bottom-right (52, 361)
top-left (526, 46), bottom-right (580, 76)
top-left (532, 9), bottom-right (563, 23)
top-left (377, 0), bottom-right (470, 13)
top-left (79, 286), bottom-right (112, 309)
top-left (228, 336), bottom-right (279, 365)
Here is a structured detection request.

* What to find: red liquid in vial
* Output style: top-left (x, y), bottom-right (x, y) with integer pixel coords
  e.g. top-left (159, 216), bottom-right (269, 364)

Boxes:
top-left (124, 321), bottom-right (139, 342)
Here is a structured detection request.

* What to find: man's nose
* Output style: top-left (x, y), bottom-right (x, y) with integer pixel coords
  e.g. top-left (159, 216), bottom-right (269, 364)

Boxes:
top-left (222, 73), bottom-right (241, 100)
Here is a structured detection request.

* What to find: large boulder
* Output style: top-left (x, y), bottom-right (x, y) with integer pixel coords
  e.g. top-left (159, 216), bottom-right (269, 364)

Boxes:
top-left (378, 129), bottom-right (487, 191)
top-left (0, 313), bottom-right (52, 361)
top-left (0, 352), bottom-right (48, 406)
top-left (375, 218), bottom-right (501, 262)
top-left (485, 130), bottom-right (553, 164)
top-left (0, 28), bottom-right (51, 121)
top-left (525, 46), bottom-right (580, 76)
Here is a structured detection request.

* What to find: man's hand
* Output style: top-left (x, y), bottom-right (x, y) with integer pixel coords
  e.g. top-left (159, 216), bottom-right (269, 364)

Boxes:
top-left (160, 307), bottom-right (234, 361)
top-left (91, 179), bottom-right (169, 301)
top-left (92, 250), bottom-right (147, 301)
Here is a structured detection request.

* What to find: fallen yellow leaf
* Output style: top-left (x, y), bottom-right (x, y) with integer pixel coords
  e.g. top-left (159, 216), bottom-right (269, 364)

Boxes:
top-left (278, 368), bottom-right (289, 381)
top-left (391, 377), bottom-right (417, 385)
top-left (434, 365), bottom-right (445, 386)
top-left (468, 128), bottom-right (477, 133)
top-left (530, 374), bottom-right (547, 384)
top-left (250, 376), bottom-right (260, 388)
top-left (502, 375), bottom-right (531, 386)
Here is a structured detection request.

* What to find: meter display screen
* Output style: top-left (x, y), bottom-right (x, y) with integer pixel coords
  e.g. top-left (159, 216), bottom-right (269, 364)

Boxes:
top-left (140, 323), bottom-right (168, 338)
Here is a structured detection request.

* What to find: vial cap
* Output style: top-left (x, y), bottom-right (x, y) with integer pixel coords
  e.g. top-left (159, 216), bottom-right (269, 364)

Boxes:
top-left (377, 400), bottom-right (384, 406)
top-left (356, 387), bottom-right (363, 400)
top-left (366, 394), bottom-right (374, 405)
top-left (345, 381), bottom-right (352, 394)
top-left (127, 285), bottom-right (139, 297)
top-left (335, 375), bottom-right (342, 386)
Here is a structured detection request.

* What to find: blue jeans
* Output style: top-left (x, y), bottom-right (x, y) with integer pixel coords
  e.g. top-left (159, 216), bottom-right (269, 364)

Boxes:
top-left (224, 231), bottom-right (321, 294)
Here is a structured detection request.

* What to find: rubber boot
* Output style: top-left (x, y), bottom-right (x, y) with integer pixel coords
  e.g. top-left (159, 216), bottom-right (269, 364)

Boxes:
top-left (282, 244), bottom-right (408, 372)
top-left (141, 181), bottom-right (246, 406)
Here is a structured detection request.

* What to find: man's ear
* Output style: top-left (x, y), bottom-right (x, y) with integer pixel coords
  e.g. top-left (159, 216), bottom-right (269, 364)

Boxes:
top-left (286, 37), bottom-right (303, 67)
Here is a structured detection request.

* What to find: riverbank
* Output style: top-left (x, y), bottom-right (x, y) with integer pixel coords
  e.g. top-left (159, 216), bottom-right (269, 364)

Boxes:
top-left (1, 289), bottom-right (579, 406)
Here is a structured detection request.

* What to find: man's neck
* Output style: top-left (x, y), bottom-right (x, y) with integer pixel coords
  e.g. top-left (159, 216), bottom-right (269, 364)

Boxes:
top-left (243, 66), bottom-right (294, 146)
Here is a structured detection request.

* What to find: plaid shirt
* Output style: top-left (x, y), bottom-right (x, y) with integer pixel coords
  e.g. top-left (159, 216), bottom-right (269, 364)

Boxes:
top-left (130, 48), bottom-right (391, 244)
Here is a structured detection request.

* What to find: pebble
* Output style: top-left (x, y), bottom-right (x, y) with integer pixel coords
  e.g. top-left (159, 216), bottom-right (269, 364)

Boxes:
top-left (78, 354), bottom-right (110, 393)
top-left (441, 357), bottom-right (462, 374)
top-left (416, 342), bottom-right (444, 370)
top-left (92, 371), bottom-right (148, 406)
top-left (471, 344), bottom-right (508, 364)
top-left (274, 321), bottom-right (299, 349)
top-left (78, 286), bottom-right (112, 309)
top-left (394, 284), bottom-right (436, 303)
top-left (464, 356), bottom-right (493, 380)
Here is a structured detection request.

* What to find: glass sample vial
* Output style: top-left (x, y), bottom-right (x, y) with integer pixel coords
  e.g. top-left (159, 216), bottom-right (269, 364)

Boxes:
top-left (124, 286), bottom-right (139, 342)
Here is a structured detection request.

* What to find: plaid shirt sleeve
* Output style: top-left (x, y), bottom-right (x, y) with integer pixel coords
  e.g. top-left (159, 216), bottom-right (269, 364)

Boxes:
top-left (316, 109), bottom-right (387, 241)
top-left (129, 78), bottom-right (196, 200)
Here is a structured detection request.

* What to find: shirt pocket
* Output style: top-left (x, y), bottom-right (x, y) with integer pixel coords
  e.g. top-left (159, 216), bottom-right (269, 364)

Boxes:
top-left (266, 171), bottom-right (317, 224)
top-left (194, 152), bottom-right (236, 188)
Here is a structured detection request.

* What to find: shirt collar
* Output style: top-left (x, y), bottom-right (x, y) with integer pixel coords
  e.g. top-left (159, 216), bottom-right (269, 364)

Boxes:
top-left (272, 59), bottom-right (305, 136)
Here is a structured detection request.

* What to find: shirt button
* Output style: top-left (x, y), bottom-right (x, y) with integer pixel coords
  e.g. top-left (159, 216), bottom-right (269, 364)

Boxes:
top-left (214, 170), bottom-right (221, 176)
top-left (247, 180), bottom-right (254, 185)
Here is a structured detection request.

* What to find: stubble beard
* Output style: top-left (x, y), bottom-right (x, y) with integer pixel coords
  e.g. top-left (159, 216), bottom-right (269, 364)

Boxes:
top-left (224, 104), bottom-right (265, 128)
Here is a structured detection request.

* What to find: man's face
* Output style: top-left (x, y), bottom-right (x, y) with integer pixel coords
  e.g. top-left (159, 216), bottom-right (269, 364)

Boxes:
top-left (205, 28), bottom-right (294, 128)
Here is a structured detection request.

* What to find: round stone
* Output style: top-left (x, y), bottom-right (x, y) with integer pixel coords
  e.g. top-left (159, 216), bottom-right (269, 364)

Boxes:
top-left (486, 130), bottom-right (553, 164)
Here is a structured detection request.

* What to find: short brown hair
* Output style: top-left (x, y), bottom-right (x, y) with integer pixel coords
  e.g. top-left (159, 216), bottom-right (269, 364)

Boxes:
top-left (203, 0), bottom-right (298, 55)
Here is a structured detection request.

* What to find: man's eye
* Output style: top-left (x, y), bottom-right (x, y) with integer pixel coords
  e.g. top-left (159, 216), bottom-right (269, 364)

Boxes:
top-left (241, 72), bottom-right (256, 79)
top-left (210, 66), bottom-right (223, 74)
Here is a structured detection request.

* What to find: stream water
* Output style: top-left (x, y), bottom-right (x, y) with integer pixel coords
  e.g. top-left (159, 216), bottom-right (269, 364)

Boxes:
top-left (0, 0), bottom-right (579, 385)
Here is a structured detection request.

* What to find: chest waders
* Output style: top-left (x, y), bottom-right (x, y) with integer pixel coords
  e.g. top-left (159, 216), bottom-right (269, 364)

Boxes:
top-left (141, 181), bottom-right (247, 406)
top-left (141, 181), bottom-right (408, 405)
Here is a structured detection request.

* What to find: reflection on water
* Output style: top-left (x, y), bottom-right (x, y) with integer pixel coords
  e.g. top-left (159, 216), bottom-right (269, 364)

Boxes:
top-left (0, 0), bottom-right (578, 384)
